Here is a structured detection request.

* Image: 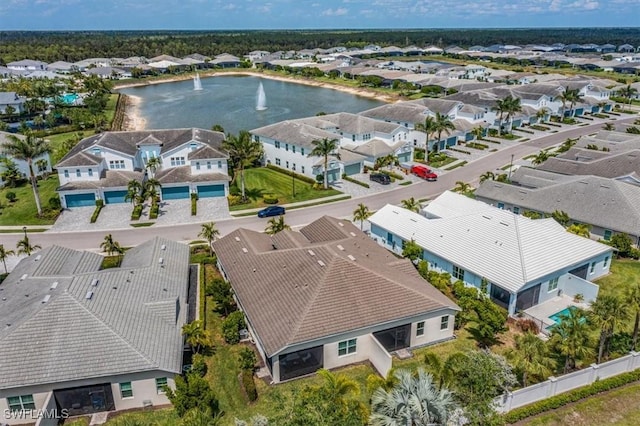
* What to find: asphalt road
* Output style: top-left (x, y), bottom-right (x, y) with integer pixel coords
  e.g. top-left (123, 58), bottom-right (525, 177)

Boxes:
top-left (3, 117), bottom-right (636, 250)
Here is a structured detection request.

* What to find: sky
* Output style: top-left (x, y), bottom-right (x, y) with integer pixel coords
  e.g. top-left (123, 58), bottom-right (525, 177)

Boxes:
top-left (1, 0), bottom-right (639, 31)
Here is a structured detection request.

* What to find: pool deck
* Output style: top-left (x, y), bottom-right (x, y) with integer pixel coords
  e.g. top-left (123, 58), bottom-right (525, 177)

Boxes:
top-left (523, 295), bottom-right (589, 333)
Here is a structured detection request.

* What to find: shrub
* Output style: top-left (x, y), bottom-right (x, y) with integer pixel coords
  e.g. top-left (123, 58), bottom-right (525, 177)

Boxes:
top-left (190, 196), bottom-right (197, 216)
top-left (90, 201), bottom-right (104, 223)
top-left (5, 192), bottom-right (16, 202)
top-left (342, 174), bottom-right (370, 188)
top-left (241, 370), bottom-right (258, 402)
top-left (150, 202), bottom-right (160, 219)
top-left (131, 204), bottom-right (143, 220)
top-left (263, 194), bottom-right (278, 204)
top-left (191, 193), bottom-right (199, 201)
top-left (239, 347), bottom-right (258, 371)
top-left (227, 194), bottom-right (246, 206)
top-left (222, 311), bottom-right (245, 344)
top-left (516, 318), bottom-right (540, 334)
top-left (49, 196), bottom-right (62, 210)
top-left (190, 354), bottom-right (208, 378)
top-left (265, 164), bottom-right (316, 184)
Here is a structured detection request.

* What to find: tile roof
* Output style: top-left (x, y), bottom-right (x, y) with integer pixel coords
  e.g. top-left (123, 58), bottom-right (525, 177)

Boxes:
top-left (0, 237), bottom-right (189, 390)
top-left (155, 166), bottom-right (229, 184)
top-left (538, 149), bottom-right (640, 179)
top-left (212, 217), bottom-right (457, 356)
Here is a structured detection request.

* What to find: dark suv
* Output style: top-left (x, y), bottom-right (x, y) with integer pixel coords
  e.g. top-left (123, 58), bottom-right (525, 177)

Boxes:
top-left (369, 173), bottom-right (391, 185)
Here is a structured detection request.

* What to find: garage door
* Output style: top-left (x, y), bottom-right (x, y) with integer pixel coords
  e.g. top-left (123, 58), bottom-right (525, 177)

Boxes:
top-left (65, 193), bottom-right (96, 208)
top-left (397, 152), bottom-right (411, 163)
top-left (104, 190), bottom-right (128, 204)
top-left (162, 186), bottom-right (190, 200)
top-left (327, 169), bottom-right (340, 183)
top-left (343, 163), bottom-right (361, 176)
top-left (197, 184), bottom-right (225, 198)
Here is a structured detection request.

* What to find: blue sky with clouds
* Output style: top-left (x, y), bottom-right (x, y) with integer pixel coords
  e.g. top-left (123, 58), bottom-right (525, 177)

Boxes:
top-left (1, 0), bottom-right (638, 30)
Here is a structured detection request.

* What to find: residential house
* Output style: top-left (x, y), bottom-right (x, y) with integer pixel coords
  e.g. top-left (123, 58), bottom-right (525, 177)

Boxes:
top-left (368, 191), bottom-right (613, 316)
top-left (0, 92), bottom-right (26, 115)
top-left (210, 54), bottom-right (241, 68)
top-left (212, 216), bottom-right (459, 383)
top-left (0, 131), bottom-right (52, 187)
top-left (6, 59), bottom-right (48, 72)
top-left (0, 237), bottom-right (190, 425)
top-left (55, 128), bottom-right (229, 208)
top-left (475, 167), bottom-right (640, 245)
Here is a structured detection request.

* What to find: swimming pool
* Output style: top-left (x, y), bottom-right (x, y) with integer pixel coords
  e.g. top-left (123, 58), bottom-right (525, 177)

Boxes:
top-left (549, 307), bottom-right (571, 324)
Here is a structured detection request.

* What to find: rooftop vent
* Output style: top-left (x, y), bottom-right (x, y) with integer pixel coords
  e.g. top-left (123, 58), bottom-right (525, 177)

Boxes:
top-left (579, 181), bottom-right (589, 184)
top-left (50, 282), bottom-right (58, 290)
top-left (235, 236), bottom-right (241, 242)
top-left (317, 260), bottom-right (326, 267)
top-left (242, 248), bottom-right (248, 253)
top-left (35, 255), bottom-right (41, 261)
top-left (161, 244), bottom-right (166, 250)
top-left (41, 295), bottom-right (51, 304)
top-left (410, 218), bottom-right (417, 223)
top-left (337, 245), bottom-right (344, 251)
top-left (20, 274), bottom-right (27, 281)
top-left (338, 222), bottom-right (344, 227)
top-left (482, 215), bottom-right (491, 220)
top-left (499, 221), bottom-right (509, 226)
top-left (85, 291), bottom-right (94, 300)
top-left (158, 258), bottom-right (164, 265)
top-left (349, 232), bottom-right (356, 237)
top-left (91, 279), bottom-right (99, 287)
top-left (347, 254), bottom-right (356, 261)
top-left (308, 249), bottom-right (316, 256)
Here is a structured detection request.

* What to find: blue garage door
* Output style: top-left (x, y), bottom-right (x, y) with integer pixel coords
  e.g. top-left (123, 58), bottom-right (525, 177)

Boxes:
top-left (104, 190), bottom-right (128, 204)
top-left (327, 169), bottom-right (340, 183)
top-left (397, 152), bottom-right (411, 163)
top-left (162, 186), bottom-right (190, 200)
top-left (197, 184), bottom-right (225, 198)
top-left (65, 193), bottom-right (96, 208)
top-left (343, 163), bottom-right (361, 176)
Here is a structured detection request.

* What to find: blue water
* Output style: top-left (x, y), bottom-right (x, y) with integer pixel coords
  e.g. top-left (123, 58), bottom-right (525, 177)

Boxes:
top-left (117, 75), bottom-right (385, 135)
top-left (549, 307), bottom-right (571, 324)
top-left (61, 93), bottom-right (79, 104)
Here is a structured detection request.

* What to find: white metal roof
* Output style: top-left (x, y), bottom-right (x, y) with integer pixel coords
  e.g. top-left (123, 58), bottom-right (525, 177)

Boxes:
top-left (422, 190), bottom-right (495, 219)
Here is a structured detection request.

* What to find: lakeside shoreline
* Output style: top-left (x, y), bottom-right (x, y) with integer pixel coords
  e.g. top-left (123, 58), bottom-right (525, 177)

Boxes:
top-left (114, 70), bottom-right (398, 131)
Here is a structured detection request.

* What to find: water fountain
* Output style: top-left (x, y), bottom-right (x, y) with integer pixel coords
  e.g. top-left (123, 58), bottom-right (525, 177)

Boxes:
top-left (256, 81), bottom-right (267, 110)
top-left (193, 73), bottom-right (203, 91)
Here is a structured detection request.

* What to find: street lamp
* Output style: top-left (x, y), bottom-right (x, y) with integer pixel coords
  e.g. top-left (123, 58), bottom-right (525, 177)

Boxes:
top-left (22, 226), bottom-right (27, 240)
top-left (508, 154), bottom-right (514, 182)
top-left (292, 173), bottom-right (296, 198)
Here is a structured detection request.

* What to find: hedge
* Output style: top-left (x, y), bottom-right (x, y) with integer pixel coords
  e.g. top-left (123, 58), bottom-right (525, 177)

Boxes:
top-left (266, 164), bottom-right (315, 184)
top-left (131, 204), bottom-right (143, 220)
top-left (241, 370), bottom-right (258, 402)
top-left (149, 203), bottom-right (159, 219)
top-left (263, 194), bottom-right (279, 204)
top-left (448, 147), bottom-right (471, 155)
top-left (342, 174), bottom-right (370, 188)
top-left (90, 200), bottom-right (104, 224)
top-left (504, 369), bottom-right (640, 423)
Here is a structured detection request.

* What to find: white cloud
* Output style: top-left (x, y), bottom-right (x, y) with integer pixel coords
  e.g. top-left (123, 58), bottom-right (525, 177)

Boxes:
top-left (321, 7), bottom-right (348, 16)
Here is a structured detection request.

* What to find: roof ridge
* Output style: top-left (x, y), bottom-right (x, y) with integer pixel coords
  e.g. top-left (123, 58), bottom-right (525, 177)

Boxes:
top-left (512, 215), bottom-right (528, 284)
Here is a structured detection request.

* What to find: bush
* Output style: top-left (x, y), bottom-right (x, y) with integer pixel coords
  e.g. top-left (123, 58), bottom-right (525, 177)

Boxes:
top-left (265, 164), bottom-right (316, 184)
top-left (90, 201), bottom-right (104, 223)
top-left (190, 196), bottom-right (197, 216)
top-left (190, 353), bottom-right (208, 378)
top-left (150, 202), bottom-right (160, 219)
top-left (5, 192), bottom-right (16, 202)
top-left (263, 194), bottom-right (278, 204)
top-left (131, 204), bottom-right (143, 220)
top-left (227, 194), bottom-right (247, 206)
top-left (239, 347), bottom-right (258, 371)
top-left (241, 369), bottom-right (258, 402)
top-left (515, 318), bottom-right (540, 334)
top-left (342, 174), bottom-right (370, 188)
top-left (49, 196), bottom-right (62, 210)
top-left (504, 369), bottom-right (640, 423)
top-left (222, 311), bottom-right (245, 344)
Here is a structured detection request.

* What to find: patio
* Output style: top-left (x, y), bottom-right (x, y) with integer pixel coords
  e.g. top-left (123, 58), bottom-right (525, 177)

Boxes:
top-left (522, 294), bottom-right (590, 335)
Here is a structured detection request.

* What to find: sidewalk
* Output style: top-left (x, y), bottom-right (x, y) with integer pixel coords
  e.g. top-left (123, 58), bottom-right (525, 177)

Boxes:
top-left (230, 193), bottom-right (350, 216)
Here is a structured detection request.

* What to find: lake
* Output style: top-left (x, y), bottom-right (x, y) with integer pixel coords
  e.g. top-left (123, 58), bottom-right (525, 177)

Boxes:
top-left (117, 75), bottom-right (386, 135)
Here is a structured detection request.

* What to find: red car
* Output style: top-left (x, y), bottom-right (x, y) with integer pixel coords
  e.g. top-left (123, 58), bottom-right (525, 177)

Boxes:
top-left (410, 165), bottom-right (438, 181)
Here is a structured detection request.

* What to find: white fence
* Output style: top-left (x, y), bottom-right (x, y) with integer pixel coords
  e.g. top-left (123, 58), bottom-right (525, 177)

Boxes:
top-left (496, 351), bottom-right (640, 412)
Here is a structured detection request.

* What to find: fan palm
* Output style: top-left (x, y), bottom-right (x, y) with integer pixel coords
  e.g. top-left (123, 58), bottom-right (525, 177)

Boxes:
top-left (199, 222), bottom-right (220, 256)
top-left (0, 244), bottom-right (16, 274)
top-left (3, 132), bottom-right (50, 216)
top-left (352, 203), bottom-right (372, 231)
top-left (224, 130), bottom-right (264, 201)
top-left (589, 295), bottom-right (629, 363)
top-left (401, 197), bottom-right (420, 213)
top-left (508, 332), bottom-right (553, 386)
top-left (550, 307), bottom-right (591, 373)
top-left (265, 216), bottom-right (290, 235)
top-left (308, 137), bottom-right (340, 189)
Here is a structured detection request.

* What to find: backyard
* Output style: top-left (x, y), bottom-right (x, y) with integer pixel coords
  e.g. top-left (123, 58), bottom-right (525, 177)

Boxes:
top-left (229, 167), bottom-right (341, 211)
top-left (0, 175), bottom-right (61, 225)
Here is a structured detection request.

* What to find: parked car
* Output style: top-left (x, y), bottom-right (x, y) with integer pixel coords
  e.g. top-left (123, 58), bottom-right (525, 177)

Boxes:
top-left (410, 165), bottom-right (438, 181)
top-left (369, 173), bottom-right (391, 185)
top-left (257, 205), bottom-right (286, 218)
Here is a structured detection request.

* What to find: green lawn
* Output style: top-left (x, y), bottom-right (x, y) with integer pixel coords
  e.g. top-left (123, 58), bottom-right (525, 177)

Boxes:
top-left (0, 175), bottom-right (61, 225)
top-left (516, 382), bottom-right (640, 426)
top-left (229, 167), bottom-right (340, 211)
top-left (46, 130), bottom-right (97, 165)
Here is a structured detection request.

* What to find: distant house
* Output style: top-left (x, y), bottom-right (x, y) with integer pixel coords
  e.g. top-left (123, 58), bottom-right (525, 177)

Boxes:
top-left (55, 128), bottom-right (229, 208)
top-left (210, 53), bottom-right (241, 68)
top-left (6, 59), bottom-right (48, 71)
top-left (0, 92), bottom-right (26, 115)
top-left (0, 237), bottom-right (190, 425)
top-left (213, 216), bottom-right (459, 383)
top-left (368, 191), bottom-right (613, 316)
top-left (0, 131), bottom-right (51, 187)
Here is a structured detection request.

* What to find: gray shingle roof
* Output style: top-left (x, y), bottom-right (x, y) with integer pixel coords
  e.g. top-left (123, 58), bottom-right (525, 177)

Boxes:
top-left (212, 217), bottom-right (458, 356)
top-left (56, 151), bottom-right (104, 167)
top-left (252, 121), bottom-right (337, 148)
top-left (155, 166), bottom-right (229, 184)
top-left (539, 149), bottom-right (640, 179)
top-left (0, 237), bottom-right (189, 390)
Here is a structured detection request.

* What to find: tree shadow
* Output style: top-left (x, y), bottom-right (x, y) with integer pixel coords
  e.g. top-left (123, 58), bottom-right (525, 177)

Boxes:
top-left (244, 187), bottom-right (265, 201)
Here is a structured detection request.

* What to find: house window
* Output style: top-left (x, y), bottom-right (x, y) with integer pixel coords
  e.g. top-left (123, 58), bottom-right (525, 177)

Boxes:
top-left (76, 169), bottom-right (81, 177)
top-left (292, 163), bottom-right (296, 171)
top-left (513, 206), bottom-right (520, 215)
top-left (301, 148), bottom-right (305, 156)
top-left (416, 321), bottom-right (425, 336)
top-left (196, 162), bottom-right (201, 170)
top-left (190, 142), bottom-right (197, 150)
top-left (286, 161), bottom-right (289, 168)
top-left (275, 158), bottom-right (281, 166)
top-left (603, 230), bottom-right (612, 241)
top-left (453, 265), bottom-right (465, 281)
top-left (275, 141), bottom-right (280, 149)
top-left (155, 377), bottom-right (168, 394)
top-left (301, 166), bottom-right (305, 174)
top-left (88, 168), bottom-right (93, 177)
top-left (170, 157), bottom-right (185, 167)
top-left (440, 316), bottom-right (449, 330)
top-left (217, 161), bottom-right (222, 169)
top-left (497, 202), bottom-right (504, 209)
top-left (285, 144), bottom-right (289, 151)
top-left (7, 395), bottom-right (36, 412)
top-left (119, 382), bottom-right (133, 399)
top-left (548, 277), bottom-right (559, 292)
top-left (338, 338), bottom-right (357, 356)
top-left (92, 148), bottom-right (101, 156)
top-left (64, 170), bottom-right (69, 178)
top-left (352, 135), bottom-right (356, 141)
top-left (292, 146), bottom-right (296, 154)
top-left (590, 262), bottom-right (596, 274)
top-left (109, 160), bottom-right (125, 169)
top-left (604, 256), bottom-right (610, 268)
top-left (207, 161), bottom-right (212, 169)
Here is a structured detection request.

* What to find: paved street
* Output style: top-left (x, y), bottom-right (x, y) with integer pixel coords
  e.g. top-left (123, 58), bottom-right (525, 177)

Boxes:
top-left (2, 116), bottom-right (636, 250)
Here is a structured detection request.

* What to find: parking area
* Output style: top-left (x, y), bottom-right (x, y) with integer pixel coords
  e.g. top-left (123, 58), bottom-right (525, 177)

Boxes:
top-left (331, 167), bottom-right (442, 198)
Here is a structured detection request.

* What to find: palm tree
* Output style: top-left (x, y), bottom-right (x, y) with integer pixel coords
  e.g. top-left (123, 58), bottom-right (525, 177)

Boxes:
top-left (144, 178), bottom-right (161, 203)
top-left (16, 237), bottom-right (41, 256)
top-left (433, 112), bottom-right (455, 152)
top-left (401, 197), bottom-right (420, 213)
top-left (199, 222), bottom-right (220, 256)
top-left (100, 234), bottom-right (122, 256)
top-left (0, 244), bottom-right (15, 274)
top-left (551, 210), bottom-right (571, 228)
top-left (602, 122), bottom-right (615, 131)
top-left (453, 181), bottom-right (471, 193)
top-left (182, 320), bottom-right (210, 354)
top-left (471, 125), bottom-right (485, 141)
top-left (145, 156), bottom-right (162, 178)
top-left (265, 216), bottom-right (290, 235)
top-left (550, 307), bottom-right (591, 373)
top-left (567, 223), bottom-right (591, 238)
top-left (531, 149), bottom-right (556, 166)
top-left (560, 87), bottom-right (581, 118)
top-left (415, 116), bottom-right (437, 160)
top-left (125, 180), bottom-right (143, 206)
top-left (308, 137), bottom-right (340, 189)
top-left (224, 131), bottom-right (264, 201)
top-left (492, 98), bottom-right (508, 135)
top-left (536, 107), bottom-right (549, 123)
top-left (479, 171), bottom-right (495, 183)
top-left (508, 332), bottom-right (553, 387)
top-left (589, 295), bottom-right (629, 363)
top-left (352, 203), bottom-right (372, 231)
top-left (618, 84), bottom-right (638, 112)
top-left (502, 95), bottom-right (523, 134)
top-left (627, 282), bottom-right (640, 351)
top-left (370, 368), bottom-right (457, 426)
top-left (316, 368), bottom-right (360, 406)
top-left (3, 132), bottom-right (50, 216)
